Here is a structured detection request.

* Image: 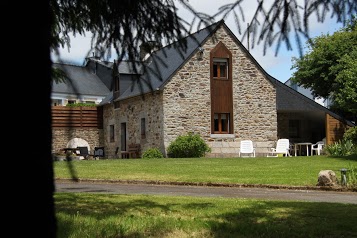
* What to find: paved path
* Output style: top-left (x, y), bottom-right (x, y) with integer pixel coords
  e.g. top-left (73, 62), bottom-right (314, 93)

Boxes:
top-left (55, 181), bottom-right (357, 204)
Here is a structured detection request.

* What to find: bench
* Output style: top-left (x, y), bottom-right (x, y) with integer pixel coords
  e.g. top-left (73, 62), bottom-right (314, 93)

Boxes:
top-left (129, 144), bottom-right (141, 158)
top-left (121, 144), bottom-right (141, 159)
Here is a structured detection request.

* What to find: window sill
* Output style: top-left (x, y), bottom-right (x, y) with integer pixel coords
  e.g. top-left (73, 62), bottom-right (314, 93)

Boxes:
top-left (210, 134), bottom-right (235, 139)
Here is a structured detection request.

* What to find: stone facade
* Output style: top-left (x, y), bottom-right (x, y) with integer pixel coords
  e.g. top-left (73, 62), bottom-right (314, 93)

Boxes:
top-left (103, 93), bottom-right (165, 158)
top-left (52, 128), bottom-right (104, 154)
top-left (163, 26), bottom-right (277, 157)
top-left (102, 25), bottom-right (277, 158)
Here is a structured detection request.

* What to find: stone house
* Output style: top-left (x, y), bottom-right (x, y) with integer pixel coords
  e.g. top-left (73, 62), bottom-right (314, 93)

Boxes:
top-left (51, 20), bottom-right (354, 158)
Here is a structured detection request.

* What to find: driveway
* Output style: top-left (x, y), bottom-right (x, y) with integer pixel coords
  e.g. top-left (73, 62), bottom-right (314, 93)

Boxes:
top-left (55, 180), bottom-right (357, 204)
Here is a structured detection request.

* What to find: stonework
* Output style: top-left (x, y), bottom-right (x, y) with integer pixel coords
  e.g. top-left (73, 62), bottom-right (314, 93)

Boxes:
top-left (52, 128), bottom-right (104, 155)
top-left (162, 26), bottom-right (277, 157)
top-left (103, 93), bottom-right (165, 158)
top-left (102, 25), bottom-right (278, 158)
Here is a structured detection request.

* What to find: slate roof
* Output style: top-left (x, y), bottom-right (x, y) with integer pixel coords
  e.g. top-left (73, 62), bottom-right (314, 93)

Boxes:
top-left (274, 77), bottom-right (355, 126)
top-left (117, 21), bottom-right (221, 100)
top-left (52, 63), bottom-right (110, 96)
top-left (87, 59), bottom-right (143, 75)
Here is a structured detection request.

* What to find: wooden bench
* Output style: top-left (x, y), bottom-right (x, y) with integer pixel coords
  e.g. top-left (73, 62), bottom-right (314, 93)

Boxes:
top-left (128, 144), bottom-right (141, 158)
top-left (121, 144), bottom-right (141, 158)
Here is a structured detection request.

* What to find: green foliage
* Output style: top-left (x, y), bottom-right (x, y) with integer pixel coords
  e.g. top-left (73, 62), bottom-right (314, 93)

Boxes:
top-left (167, 132), bottom-right (211, 158)
top-left (325, 139), bottom-right (355, 156)
top-left (344, 127), bottom-right (357, 145)
top-left (290, 17), bottom-right (357, 115)
top-left (66, 103), bottom-right (97, 107)
top-left (52, 67), bottom-right (68, 84)
top-left (347, 164), bottom-right (357, 189)
top-left (142, 148), bottom-right (164, 159)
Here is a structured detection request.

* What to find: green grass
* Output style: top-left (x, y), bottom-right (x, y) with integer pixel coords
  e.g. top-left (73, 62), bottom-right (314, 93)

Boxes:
top-left (54, 155), bottom-right (357, 186)
top-left (54, 155), bottom-right (357, 237)
top-left (55, 193), bottom-right (357, 238)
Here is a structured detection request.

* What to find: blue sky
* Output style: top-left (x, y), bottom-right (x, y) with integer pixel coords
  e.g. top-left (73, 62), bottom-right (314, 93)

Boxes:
top-left (51, 0), bottom-right (343, 83)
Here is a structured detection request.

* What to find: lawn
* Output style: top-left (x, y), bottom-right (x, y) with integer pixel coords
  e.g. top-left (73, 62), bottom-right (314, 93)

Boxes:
top-left (54, 155), bottom-right (357, 238)
top-left (54, 155), bottom-right (357, 187)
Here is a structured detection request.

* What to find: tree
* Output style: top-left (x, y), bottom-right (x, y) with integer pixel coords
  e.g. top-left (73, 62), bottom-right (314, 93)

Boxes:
top-left (51, 1), bottom-right (357, 61)
top-left (290, 16), bottom-right (357, 116)
top-left (13, 1), bottom-right (355, 237)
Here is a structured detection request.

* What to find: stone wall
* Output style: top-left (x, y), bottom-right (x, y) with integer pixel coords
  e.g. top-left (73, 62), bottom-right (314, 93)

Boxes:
top-left (52, 128), bottom-right (104, 154)
top-left (162, 25), bottom-right (277, 157)
top-left (103, 93), bottom-right (165, 158)
top-left (101, 25), bottom-right (278, 158)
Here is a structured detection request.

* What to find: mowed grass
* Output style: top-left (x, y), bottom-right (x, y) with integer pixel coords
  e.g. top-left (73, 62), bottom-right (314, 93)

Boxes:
top-left (54, 155), bottom-right (357, 237)
top-left (54, 155), bottom-right (357, 186)
top-left (55, 192), bottom-right (357, 238)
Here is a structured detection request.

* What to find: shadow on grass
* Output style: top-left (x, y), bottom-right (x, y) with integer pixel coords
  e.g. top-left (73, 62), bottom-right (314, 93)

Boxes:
top-left (55, 193), bottom-right (357, 238)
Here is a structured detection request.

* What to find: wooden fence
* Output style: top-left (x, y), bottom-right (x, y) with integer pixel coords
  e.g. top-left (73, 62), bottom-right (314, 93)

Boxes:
top-left (52, 106), bottom-right (103, 128)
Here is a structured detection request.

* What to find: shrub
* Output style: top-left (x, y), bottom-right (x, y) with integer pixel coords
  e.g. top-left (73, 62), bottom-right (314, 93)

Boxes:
top-left (344, 127), bottom-right (357, 145)
top-left (66, 103), bottom-right (96, 107)
top-left (325, 139), bottom-right (354, 156)
top-left (141, 148), bottom-right (164, 159)
top-left (347, 164), bottom-right (357, 190)
top-left (167, 132), bottom-right (211, 158)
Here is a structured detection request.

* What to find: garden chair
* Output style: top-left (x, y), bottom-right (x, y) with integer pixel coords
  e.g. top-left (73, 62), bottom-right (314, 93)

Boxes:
top-left (94, 146), bottom-right (105, 159)
top-left (76, 146), bottom-right (94, 160)
top-left (239, 140), bottom-right (256, 157)
top-left (311, 141), bottom-right (324, 155)
top-left (267, 138), bottom-right (291, 157)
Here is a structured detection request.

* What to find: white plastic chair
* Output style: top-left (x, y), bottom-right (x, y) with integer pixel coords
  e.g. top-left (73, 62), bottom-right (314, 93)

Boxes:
top-left (267, 138), bottom-right (291, 157)
top-left (239, 140), bottom-right (255, 157)
top-left (311, 141), bottom-right (324, 155)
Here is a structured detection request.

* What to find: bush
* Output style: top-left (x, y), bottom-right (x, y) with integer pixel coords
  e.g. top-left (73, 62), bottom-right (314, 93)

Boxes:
top-left (167, 132), bottom-right (211, 158)
top-left (141, 148), bottom-right (164, 159)
top-left (344, 127), bottom-right (357, 145)
top-left (66, 103), bottom-right (96, 107)
top-left (325, 139), bottom-right (354, 156)
top-left (347, 164), bottom-right (357, 190)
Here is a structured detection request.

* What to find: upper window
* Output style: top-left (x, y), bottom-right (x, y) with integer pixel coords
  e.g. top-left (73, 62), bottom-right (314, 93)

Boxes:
top-left (213, 58), bottom-right (228, 79)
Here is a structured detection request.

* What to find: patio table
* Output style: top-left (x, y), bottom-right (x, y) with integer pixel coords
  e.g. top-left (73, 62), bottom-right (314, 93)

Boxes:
top-left (294, 142), bottom-right (313, 156)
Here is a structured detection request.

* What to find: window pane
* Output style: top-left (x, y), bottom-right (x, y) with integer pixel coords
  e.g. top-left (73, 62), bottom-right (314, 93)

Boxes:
top-left (221, 113), bottom-right (229, 132)
top-left (121, 123), bottom-right (126, 151)
top-left (141, 118), bottom-right (146, 139)
top-left (213, 63), bottom-right (218, 77)
top-left (213, 58), bottom-right (228, 79)
top-left (110, 124), bottom-right (115, 142)
top-left (219, 63), bottom-right (226, 77)
top-left (214, 114), bottom-right (219, 131)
